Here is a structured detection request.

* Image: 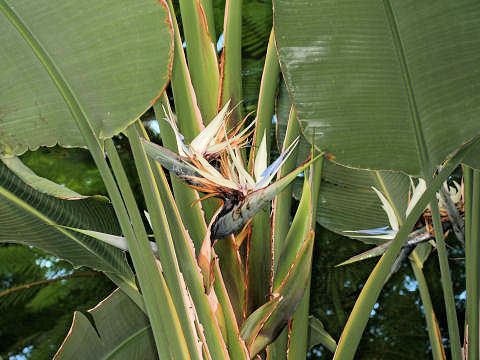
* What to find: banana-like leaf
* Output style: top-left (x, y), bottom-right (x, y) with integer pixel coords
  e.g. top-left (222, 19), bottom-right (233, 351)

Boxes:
top-left (307, 316), bottom-right (337, 353)
top-left (274, 0), bottom-right (480, 174)
top-left (0, 159), bottom-right (135, 286)
top-left (0, 0), bottom-right (172, 155)
top-left (276, 86), bottom-right (411, 239)
top-left (240, 232), bottom-right (314, 358)
top-left (2, 157), bottom-right (82, 198)
top-left (54, 289), bottom-right (156, 360)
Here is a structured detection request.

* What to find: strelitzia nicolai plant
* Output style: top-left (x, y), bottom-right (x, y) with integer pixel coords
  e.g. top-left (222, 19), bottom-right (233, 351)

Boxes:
top-left (0, 0), bottom-right (329, 356)
top-left (2, 0), bottom-right (479, 359)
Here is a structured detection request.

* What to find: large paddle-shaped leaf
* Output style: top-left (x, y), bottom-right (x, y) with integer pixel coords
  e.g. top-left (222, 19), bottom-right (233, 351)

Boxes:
top-left (55, 289), bottom-right (156, 360)
top-left (276, 79), bottom-right (410, 239)
top-left (0, 0), bottom-right (172, 155)
top-left (274, 0), bottom-right (480, 174)
top-left (0, 158), bottom-right (135, 288)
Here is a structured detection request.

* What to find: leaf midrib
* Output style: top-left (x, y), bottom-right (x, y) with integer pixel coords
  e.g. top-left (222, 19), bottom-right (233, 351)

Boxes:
top-left (102, 325), bottom-right (152, 360)
top-left (383, 0), bottom-right (431, 177)
top-left (0, 184), bottom-right (133, 285)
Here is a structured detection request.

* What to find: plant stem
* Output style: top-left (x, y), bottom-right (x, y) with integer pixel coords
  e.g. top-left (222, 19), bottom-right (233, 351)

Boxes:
top-left (272, 105), bottom-right (301, 272)
top-left (199, 0), bottom-right (216, 43)
top-left (127, 123), bottom-right (202, 360)
top-left (246, 27), bottom-right (281, 315)
top-left (429, 199), bottom-right (462, 360)
top-left (177, 0), bottom-right (219, 122)
top-left (135, 121), bottom-right (230, 360)
top-left (105, 139), bottom-right (189, 359)
top-left (409, 253), bottom-right (445, 360)
top-left (267, 105), bottom-right (300, 359)
top-left (289, 156), bottom-right (324, 359)
top-left (465, 167), bottom-right (479, 360)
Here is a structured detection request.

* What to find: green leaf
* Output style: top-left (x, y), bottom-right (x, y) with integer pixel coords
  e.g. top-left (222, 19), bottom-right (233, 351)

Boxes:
top-left (2, 157), bottom-right (81, 197)
top-left (274, 179), bottom-right (312, 288)
top-left (246, 28), bottom-right (280, 315)
top-left (336, 242), bottom-right (392, 267)
top-left (54, 289), bottom-right (157, 360)
top-left (177, 0), bottom-right (219, 122)
top-left (307, 316), bottom-right (337, 353)
top-left (0, 0), bottom-right (172, 155)
top-left (241, 232), bottom-right (314, 358)
top-left (219, 0), bottom-right (243, 124)
top-left (275, 100), bottom-right (411, 239)
top-left (0, 160), bottom-right (134, 283)
top-left (274, 0), bottom-right (480, 174)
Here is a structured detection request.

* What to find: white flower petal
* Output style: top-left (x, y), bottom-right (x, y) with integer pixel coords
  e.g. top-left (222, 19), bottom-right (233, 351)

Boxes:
top-left (406, 178), bottom-right (426, 216)
top-left (191, 100), bottom-right (231, 153)
top-left (254, 137), bottom-right (299, 190)
top-left (162, 105), bottom-right (189, 157)
top-left (254, 131), bottom-right (268, 182)
top-left (372, 187), bottom-right (399, 231)
top-left (222, 124), bottom-right (255, 187)
top-left (345, 234), bottom-right (397, 240)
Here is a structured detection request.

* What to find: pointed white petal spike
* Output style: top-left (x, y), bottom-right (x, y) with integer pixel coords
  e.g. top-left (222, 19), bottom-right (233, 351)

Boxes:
top-left (194, 166), bottom-right (238, 189)
top-left (211, 151), bottom-right (324, 239)
top-left (372, 187), bottom-right (399, 231)
top-left (162, 105), bottom-right (189, 157)
top-left (188, 149), bottom-right (238, 189)
top-left (254, 137), bottom-right (299, 190)
top-left (144, 211), bottom-right (152, 228)
top-left (221, 120), bottom-right (255, 187)
top-left (206, 119), bottom-right (256, 155)
top-left (254, 131), bottom-right (268, 182)
top-left (406, 178), bottom-right (427, 216)
top-left (450, 180), bottom-right (462, 203)
top-left (235, 147), bottom-right (255, 186)
top-left (191, 100), bottom-right (231, 153)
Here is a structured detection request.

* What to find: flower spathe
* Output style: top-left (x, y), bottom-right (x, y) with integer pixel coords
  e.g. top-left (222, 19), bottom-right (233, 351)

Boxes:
top-left (344, 178), bottom-right (427, 240)
top-left (142, 101), bottom-right (309, 240)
